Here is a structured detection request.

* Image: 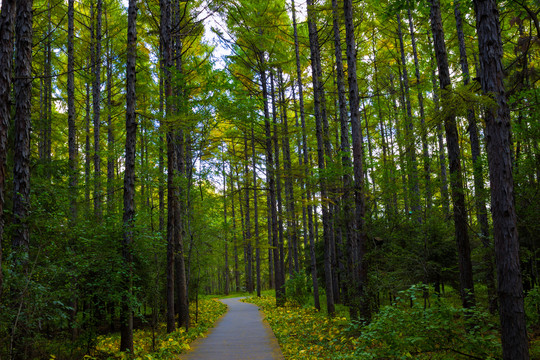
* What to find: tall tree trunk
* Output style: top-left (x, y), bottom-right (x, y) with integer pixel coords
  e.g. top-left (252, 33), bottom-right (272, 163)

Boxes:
top-left (331, 0), bottom-right (355, 314)
top-left (0, 0), bottom-right (16, 299)
top-left (260, 61), bottom-right (284, 305)
top-left (427, 30), bottom-right (450, 216)
top-left (11, 0), bottom-right (33, 356)
top-left (407, 7), bottom-right (431, 210)
top-left (106, 16), bottom-right (115, 216)
top-left (67, 0), bottom-right (79, 339)
top-left (291, 0), bottom-right (319, 310)
top-left (222, 152), bottom-right (230, 296)
top-left (120, 0), bottom-right (137, 351)
top-left (344, 0), bottom-right (369, 320)
top-left (454, 0), bottom-right (496, 314)
top-left (161, 0), bottom-right (175, 333)
top-left (244, 132), bottom-right (253, 293)
top-left (93, 0), bottom-right (103, 219)
top-left (307, 0), bottom-right (335, 315)
top-left (270, 71), bottom-right (286, 286)
top-left (397, 12), bottom-right (421, 218)
top-left (251, 125), bottom-right (261, 296)
top-left (279, 69), bottom-right (299, 274)
top-left (429, 0), bottom-right (475, 310)
top-left (474, 0), bottom-right (529, 358)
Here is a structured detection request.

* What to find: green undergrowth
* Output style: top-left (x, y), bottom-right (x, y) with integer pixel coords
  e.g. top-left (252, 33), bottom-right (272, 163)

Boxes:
top-left (48, 298), bottom-right (227, 360)
top-left (246, 286), bottom-right (505, 359)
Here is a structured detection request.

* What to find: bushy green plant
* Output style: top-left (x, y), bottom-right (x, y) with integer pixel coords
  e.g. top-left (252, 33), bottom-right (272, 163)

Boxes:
top-left (525, 286), bottom-right (540, 329)
top-left (353, 285), bottom-right (501, 359)
top-left (284, 270), bottom-right (310, 306)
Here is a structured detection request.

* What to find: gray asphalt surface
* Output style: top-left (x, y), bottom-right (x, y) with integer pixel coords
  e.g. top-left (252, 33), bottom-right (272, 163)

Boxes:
top-left (180, 297), bottom-right (284, 360)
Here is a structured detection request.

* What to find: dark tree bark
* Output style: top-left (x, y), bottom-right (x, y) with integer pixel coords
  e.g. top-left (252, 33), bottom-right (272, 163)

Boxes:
top-left (11, 0), bottom-right (33, 356)
top-left (0, 0), bottom-right (16, 298)
top-left (474, 0), bottom-right (529, 358)
top-left (160, 0), bottom-right (175, 334)
top-left (429, 0), bottom-right (475, 310)
top-left (291, 0), bottom-right (319, 310)
top-left (306, 0), bottom-right (335, 315)
top-left (344, 0), bottom-right (369, 320)
top-left (93, 0), bottom-right (103, 219)
top-left (120, 0), bottom-right (137, 351)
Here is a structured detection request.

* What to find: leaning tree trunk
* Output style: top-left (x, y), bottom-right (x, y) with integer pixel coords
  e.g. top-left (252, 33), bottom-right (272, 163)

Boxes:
top-left (474, 0), bottom-right (529, 358)
top-left (0, 0), bottom-right (16, 299)
top-left (120, 0), bottom-right (137, 351)
top-left (429, 0), bottom-right (475, 310)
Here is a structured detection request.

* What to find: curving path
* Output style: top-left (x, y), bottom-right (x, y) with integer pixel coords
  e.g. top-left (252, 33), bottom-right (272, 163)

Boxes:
top-left (180, 297), bottom-right (284, 360)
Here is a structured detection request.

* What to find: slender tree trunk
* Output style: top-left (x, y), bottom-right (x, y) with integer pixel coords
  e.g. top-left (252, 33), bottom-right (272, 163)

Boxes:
top-left (291, 0), bottom-right (319, 310)
top-left (120, 0), bottom-right (137, 351)
top-left (93, 0), bottom-right (103, 219)
top-left (429, 0), bottom-right (475, 310)
top-left (344, 0), bottom-right (369, 320)
top-left (67, 0), bottom-right (79, 339)
top-left (454, 0), bottom-right (496, 314)
top-left (85, 78), bottom-right (91, 205)
top-left (260, 61), bottom-right (284, 305)
top-left (223, 152), bottom-right (230, 295)
top-left (474, 0), bottom-right (529, 358)
top-left (331, 0), bottom-right (355, 315)
top-left (161, 0), bottom-right (176, 333)
top-left (397, 12), bottom-right (421, 218)
top-left (106, 18), bottom-right (115, 215)
top-left (251, 125), bottom-right (261, 296)
top-left (270, 72), bottom-right (286, 287)
top-left (244, 132), bottom-right (253, 293)
top-left (230, 167), bottom-right (240, 293)
top-left (307, 0), bottom-right (335, 315)
top-left (278, 70), bottom-right (299, 274)
top-left (0, 0), bottom-right (16, 299)
top-left (407, 7), bottom-right (431, 210)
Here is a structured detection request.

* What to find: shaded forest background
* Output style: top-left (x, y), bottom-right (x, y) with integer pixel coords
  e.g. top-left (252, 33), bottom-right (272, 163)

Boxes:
top-left (0, 0), bottom-right (538, 358)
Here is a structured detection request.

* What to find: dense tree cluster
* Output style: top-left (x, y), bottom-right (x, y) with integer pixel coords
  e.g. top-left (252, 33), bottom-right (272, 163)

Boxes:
top-left (0, 0), bottom-right (538, 358)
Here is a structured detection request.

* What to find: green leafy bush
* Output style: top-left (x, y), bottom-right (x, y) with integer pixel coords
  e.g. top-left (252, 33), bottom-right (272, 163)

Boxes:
top-left (353, 285), bottom-right (501, 359)
top-left (284, 270), bottom-right (310, 306)
top-left (525, 286), bottom-right (540, 329)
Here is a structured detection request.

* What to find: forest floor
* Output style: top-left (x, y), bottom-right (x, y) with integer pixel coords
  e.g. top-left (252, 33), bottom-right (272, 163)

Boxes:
top-left (179, 297), bottom-right (283, 360)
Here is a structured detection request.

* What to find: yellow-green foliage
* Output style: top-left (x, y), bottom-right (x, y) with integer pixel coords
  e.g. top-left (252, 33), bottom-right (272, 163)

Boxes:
top-left (82, 298), bottom-right (226, 359)
top-left (244, 296), bottom-right (355, 360)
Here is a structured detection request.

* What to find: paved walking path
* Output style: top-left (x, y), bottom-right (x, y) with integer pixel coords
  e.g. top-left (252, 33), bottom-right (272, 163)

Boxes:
top-left (180, 297), bottom-right (284, 360)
